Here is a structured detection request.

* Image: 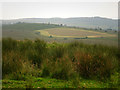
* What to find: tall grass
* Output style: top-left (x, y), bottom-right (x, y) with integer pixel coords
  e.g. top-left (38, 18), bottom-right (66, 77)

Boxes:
top-left (2, 51), bottom-right (23, 76)
top-left (2, 38), bottom-right (119, 86)
top-left (41, 55), bottom-right (76, 80)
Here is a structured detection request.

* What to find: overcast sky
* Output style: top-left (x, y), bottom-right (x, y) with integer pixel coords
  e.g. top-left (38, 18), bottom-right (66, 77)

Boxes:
top-left (1, 2), bottom-right (118, 20)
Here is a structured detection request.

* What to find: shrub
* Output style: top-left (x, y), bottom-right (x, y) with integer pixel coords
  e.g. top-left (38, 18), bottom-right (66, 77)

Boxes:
top-left (10, 61), bottom-right (36, 80)
top-left (2, 51), bottom-right (23, 77)
top-left (74, 51), bottom-right (114, 80)
top-left (50, 45), bottom-right (66, 60)
top-left (26, 39), bottom-right (47, 67)
top-left (41, 66), bottom-right (50, 77)
top-left (41, 59), bottom-right (51, 77)
top-left (109, 72), bottom-right (120, 88)
top-left (10, 71), bottom-right (27, 80)
top-left (2, 38), bottom-right (17, 52)
top-left (50, 55), bottom-right (76, 80)
top-left (17, 39), bottom-right (33, 52)
top-left (2, 38), bottom-right (119, 84)
top-left (41, 55), bottom-right (76, 80)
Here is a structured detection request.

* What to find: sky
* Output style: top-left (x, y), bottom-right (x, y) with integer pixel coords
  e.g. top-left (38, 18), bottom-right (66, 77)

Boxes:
top-left (0, 1), bottom-right (118, 20)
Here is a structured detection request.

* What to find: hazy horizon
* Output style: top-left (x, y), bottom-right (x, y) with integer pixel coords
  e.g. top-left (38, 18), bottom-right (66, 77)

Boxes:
top-left (1, 16), bottom-right (118, 20)
top-left (1, 2), bottom-right (118, 20)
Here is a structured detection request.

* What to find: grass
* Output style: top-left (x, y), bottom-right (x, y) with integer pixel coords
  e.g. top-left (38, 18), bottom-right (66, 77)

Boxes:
top-left (2, 23), bottom-right (118, 47)
top-left (2, 77), bottom-right (109, 88)
top-left (35, 30), bottom-right (50, 37)
top-left (2, 23), bottom-right (61, 40)
top-left (2, 38), bottom-right (120, 88)
top-left (36, 27), bottom-right (117, 38)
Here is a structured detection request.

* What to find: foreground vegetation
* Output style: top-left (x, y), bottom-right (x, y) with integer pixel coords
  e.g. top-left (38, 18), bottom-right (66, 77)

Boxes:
top-left (2, 38), bottom-right (120, 88)
top-left (2, 77), bottom-right (109, 88)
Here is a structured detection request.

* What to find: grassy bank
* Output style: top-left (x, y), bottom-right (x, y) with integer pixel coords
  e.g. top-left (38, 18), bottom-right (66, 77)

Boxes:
top-left (2, 38), bottom-right (120, 88)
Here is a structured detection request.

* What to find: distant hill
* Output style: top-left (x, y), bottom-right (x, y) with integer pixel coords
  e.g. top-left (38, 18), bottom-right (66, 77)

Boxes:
top-left (1, 17), bottom-right (118, 30)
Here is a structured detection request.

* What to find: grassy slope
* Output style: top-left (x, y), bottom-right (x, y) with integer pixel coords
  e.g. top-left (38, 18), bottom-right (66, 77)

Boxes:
top-left (2, 23), bottom-right (118, 46)
top-left (2, 23), bottom-right (61, 40)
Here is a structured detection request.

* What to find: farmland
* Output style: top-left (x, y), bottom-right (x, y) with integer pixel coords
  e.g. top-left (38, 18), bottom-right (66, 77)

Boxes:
top-left (2, 23), bottom-right (118, 46)
top-left (2, 23), bottom-right (120, 88)
top-left (2, 23), bottom-right (61, 40)
top-left (35, 27), bottom-right (116, 38)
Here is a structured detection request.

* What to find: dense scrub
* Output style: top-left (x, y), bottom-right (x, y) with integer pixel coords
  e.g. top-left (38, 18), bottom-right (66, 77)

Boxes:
top-left (2, 38), bottom-right (120, 88)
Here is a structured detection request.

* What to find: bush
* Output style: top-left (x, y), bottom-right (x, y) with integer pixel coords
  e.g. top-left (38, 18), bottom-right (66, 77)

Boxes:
top-left (2, 51), bottom-right (23, 77)
top-left (41, 59), bottom-right (51, 77)
top-left (74, 51), bottom-right (114, 80)
top-left (49, 44), bottom-right (66, 61)
top-left (2, 38), bottom-right (17, 52)
top-left (29, 39), bottom-right (47, 67)
top-left (10, 71), bottom-right (27, 80)
top-left (50, 55), bottom-right (76, 80)
top-left (17, 39), bottom-right (33, 52)
top-left (2, 38), bottom-right (119, 84)
top-left (41, 55), bottom-right (76, 80)
top-left (109, 72), bottom-right (120, 88)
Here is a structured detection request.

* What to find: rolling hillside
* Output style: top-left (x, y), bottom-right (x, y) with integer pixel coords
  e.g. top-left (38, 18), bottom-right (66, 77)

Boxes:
top-left (1, 17), bottom-right (118, 30)
top-left (2, 23), bottom-right (118, 46)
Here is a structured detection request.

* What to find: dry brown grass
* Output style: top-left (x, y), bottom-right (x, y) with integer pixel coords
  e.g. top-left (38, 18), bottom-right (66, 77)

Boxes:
top-left (36, 27), bottom-right (116, 38)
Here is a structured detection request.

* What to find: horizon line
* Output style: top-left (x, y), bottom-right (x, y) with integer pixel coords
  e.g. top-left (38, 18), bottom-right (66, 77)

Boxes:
top-left (1, 16), bottom-right (118, 20)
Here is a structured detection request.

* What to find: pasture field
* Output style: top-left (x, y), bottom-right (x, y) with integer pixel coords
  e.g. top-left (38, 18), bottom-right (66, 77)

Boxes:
top-left (2, 23), bottom-right (118, 46)
top-left (35, 27), bottom-right (117, 38)
top-left (2, 23), bottom-right (61, 40)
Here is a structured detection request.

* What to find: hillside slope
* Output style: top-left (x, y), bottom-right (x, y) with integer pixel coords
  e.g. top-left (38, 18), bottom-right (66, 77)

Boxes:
top-left (1, 17), bottom-right (118, 30)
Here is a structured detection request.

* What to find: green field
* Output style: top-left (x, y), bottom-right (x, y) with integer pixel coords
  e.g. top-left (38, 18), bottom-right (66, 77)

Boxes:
top-left (2, 23), bottom-right (61, 40)
top-left (2, 23), bottom-right (118, 46)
